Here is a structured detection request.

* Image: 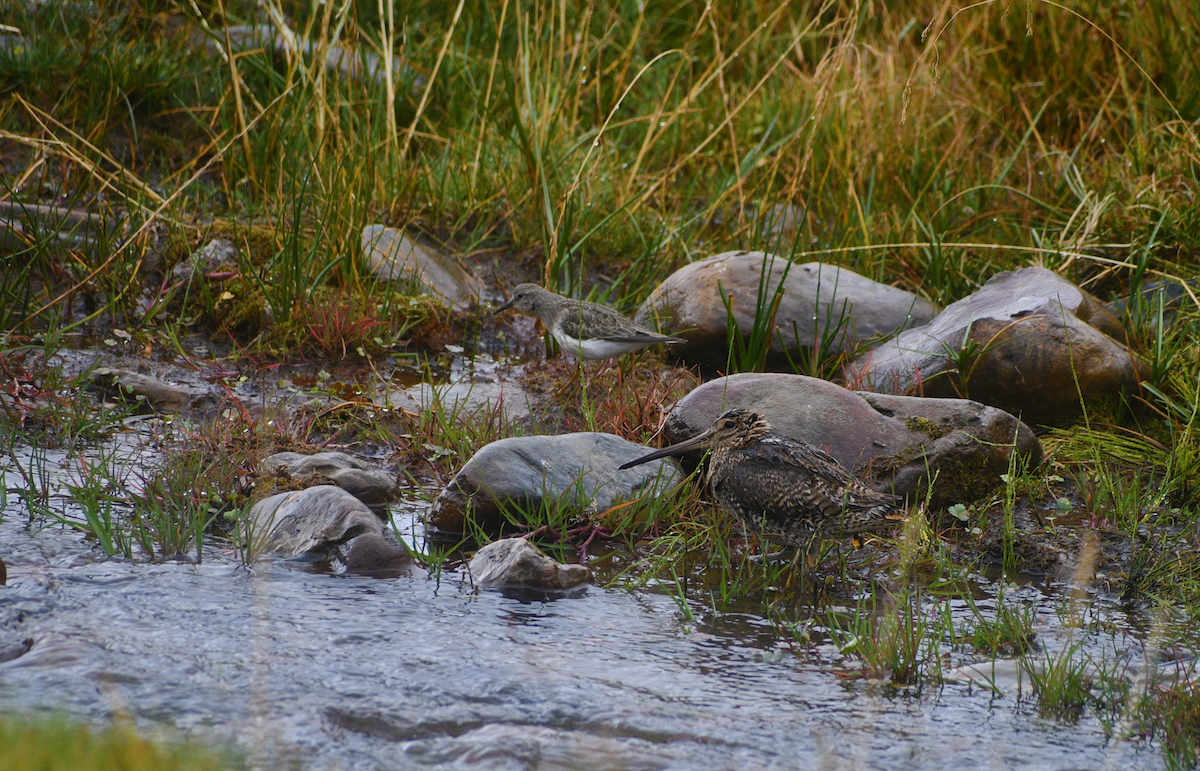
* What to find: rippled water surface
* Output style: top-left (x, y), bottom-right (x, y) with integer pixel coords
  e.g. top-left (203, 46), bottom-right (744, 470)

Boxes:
top-left (0, 440), bottom-right (1182, 770)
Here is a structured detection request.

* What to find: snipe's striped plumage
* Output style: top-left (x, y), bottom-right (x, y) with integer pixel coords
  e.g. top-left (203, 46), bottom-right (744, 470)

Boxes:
top-left (493, 283), bottom-right (684, 361)
top-left (621, 408), bottom-right (902, 548)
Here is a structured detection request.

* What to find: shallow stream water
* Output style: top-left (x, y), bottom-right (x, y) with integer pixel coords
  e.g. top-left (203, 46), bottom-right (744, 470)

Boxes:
top-left (0, 362), bottom-right (1191, 770)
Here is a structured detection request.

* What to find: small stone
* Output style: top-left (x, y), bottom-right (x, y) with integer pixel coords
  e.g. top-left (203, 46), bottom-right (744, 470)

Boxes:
top-left (1108, 278), bottom-right (1197, 330)
top-left (171, 238), bottom-right (237, 285)
top-left (428, 433), bottom-right (684, 535)
top-left (261, 451), bottom-right (397, 510)
top-left (467, 538), bottom-right (589, 590)
top-left (249, 485), bottom-right (410, 575)
top-left (362, 225), bottom-right (483, 308)
top-left (635, 251), bottom-right (935, 369)
top-left (335, 532), bottom-right (412, 577)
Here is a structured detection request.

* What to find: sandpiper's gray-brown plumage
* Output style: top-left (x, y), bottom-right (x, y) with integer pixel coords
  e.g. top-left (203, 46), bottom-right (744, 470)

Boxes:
top-left (620, 408), bottom-right (902, 547)
top-left (493, 283), bottom-right (684, 361)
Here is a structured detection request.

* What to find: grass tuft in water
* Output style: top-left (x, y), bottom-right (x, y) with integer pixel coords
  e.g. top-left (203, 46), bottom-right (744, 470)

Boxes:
top-left (965, 598), bottom-right (1038, 658)
top-left (827, 586), bottom-right (941, 686)
top-left (1134, 682), bottom-right (1200, 770)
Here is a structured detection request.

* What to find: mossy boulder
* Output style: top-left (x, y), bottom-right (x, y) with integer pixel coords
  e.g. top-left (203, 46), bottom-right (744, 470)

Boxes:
top-left (661, 373), bottom-right (1041, 508)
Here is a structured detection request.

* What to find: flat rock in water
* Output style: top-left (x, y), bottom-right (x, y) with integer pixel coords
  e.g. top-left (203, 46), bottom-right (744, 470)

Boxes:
top-left (90, 368), bottom-right (215, 413)
top-left (362, 225), bottom-right (482, 308)
top-left (249, 485), bottom-right (410, 576)
top-left (262, 451), bottom-right (397, 510)
top-left (467, 538), bottom-right (589, 590)
top-left (845, 267), bottom-right (1142, 426)
top-left (428, 432), bottom-right (684, 535)
top-left (395, 377), bottom-right (533, 425)
top-left (635, 251), bottom-right (935, 369)
top-left (662, 373), bottom-right (1041, 508)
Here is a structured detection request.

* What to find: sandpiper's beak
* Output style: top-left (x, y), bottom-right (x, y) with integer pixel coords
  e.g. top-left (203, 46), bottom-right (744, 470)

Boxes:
top-left (619, 428), bottom-right (715, 469)
top-left (492, 295), bottom-right (520, 317)
top-left (491, 295), bottom-right (518, 316)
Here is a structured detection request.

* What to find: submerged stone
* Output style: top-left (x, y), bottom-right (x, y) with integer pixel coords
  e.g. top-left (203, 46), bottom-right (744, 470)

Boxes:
top-left (249, 485), bottom-right (410, 576)
top-left (91, 368), bottom-right (215, 413)
top-left (427, 432), bottom-right (684, 535)
top-left (845, 267), bottom-right (1144, 426)
top-left (635, 251), bottom-right (935, 370)
top-left (467, 538), bottom-right (589, 590)
top-left (661, 373), bottom-right (1040, 508)
top-left (394, 376), bottom-right (533, 425)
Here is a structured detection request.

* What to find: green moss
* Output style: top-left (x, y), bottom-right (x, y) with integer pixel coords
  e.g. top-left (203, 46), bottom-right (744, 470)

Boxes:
top-left (904, 416), bottom-right (953, 440)
top-left (206, 279), bottom-right (272, 340)
top-left (889, 444), bottom-right (999, 509)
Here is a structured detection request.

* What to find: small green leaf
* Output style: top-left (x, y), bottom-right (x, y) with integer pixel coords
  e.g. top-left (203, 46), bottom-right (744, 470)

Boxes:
top-left (422, 443), bottom-right (456, 461)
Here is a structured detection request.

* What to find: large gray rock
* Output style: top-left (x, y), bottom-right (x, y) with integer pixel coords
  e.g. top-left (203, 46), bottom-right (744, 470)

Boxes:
top-left (661, 373), bottom-right (1041, 508)
top-left (845, 267), bottom-right (1143, 426)
top-left (362, 225), bottom-right (482, 308)
top-left (428, 433), bottom-right (685, 534)
top-left (467, 538), bottom-right (589, 590)
top-left (262, 451), bottom-right (397, 510)
top-left (635, 251), bottom-right (935, 369)
top-left (249, 485), bottom-right (410, 575)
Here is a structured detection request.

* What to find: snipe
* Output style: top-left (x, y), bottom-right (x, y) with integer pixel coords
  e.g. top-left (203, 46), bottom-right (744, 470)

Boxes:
top-left (621, 408), bottom-right (903, 549)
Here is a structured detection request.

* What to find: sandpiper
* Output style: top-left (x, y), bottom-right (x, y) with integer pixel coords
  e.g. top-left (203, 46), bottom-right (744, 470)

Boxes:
top-left (620, 408), bottom-right (902, 549)
top-left (493, 283), bottom-right (684, 361)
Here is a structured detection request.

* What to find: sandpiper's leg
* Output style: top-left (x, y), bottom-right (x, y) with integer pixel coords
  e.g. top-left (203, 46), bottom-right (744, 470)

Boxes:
top-left (549, 350), bottom-right (585, 398)
top-left (615, 346), bottom-right (644, 379)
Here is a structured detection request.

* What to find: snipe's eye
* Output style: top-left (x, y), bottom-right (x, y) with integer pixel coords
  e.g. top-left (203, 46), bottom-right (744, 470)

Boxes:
top-left (723, 420), bottom-right (735, 429)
